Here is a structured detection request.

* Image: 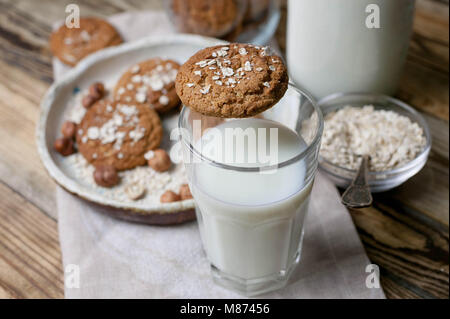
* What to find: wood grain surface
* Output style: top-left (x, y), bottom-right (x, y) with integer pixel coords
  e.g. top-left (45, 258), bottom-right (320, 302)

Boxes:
top-left (0, 0), bottom-right (448, 299)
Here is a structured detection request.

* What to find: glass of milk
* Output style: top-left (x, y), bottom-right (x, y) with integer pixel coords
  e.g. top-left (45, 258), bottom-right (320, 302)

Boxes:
top-left (287, 0), bottom-right (415, 100)
top-left (178, 84), bottom-right (323, 295)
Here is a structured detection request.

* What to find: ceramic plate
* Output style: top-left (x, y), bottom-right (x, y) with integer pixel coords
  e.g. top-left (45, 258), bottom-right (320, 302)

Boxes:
top-left (37, 34), bottom-right (226, 225)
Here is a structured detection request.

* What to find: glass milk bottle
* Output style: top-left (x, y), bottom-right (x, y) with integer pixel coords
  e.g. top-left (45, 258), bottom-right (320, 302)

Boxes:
top-left (287, 0), bottom-right (415, 100)
top-left (179, 85), bottom-right (323, 296)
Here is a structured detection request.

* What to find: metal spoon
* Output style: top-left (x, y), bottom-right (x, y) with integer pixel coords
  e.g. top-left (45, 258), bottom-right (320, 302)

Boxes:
top-left (341, 155), bottom-right (373, 208)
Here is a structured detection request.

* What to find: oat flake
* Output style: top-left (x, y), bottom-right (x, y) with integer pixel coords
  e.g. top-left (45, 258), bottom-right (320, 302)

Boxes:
top-left (200, 84), bottom-right (211, 94)
top-left (159, 95), bottom-right (169, 105)
top-left (320, 105), bottom-right (426, 171)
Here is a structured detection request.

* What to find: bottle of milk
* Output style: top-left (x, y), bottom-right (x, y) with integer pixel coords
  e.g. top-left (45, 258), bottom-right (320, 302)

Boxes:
top-left (287, 0), bottom-right (415, 99)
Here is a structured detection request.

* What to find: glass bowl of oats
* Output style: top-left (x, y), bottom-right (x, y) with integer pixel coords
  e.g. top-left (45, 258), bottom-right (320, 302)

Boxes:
top-left (317, 93), bottom-right (432, 192)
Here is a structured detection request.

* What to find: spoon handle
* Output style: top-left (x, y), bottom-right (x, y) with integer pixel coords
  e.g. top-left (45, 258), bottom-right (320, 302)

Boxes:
top-left (341, 155), bottom-right (373, 208)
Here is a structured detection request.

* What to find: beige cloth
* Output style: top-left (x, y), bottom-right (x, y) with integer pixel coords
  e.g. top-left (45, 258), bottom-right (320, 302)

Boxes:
top-left (55, 11), bottom-right (385, 299)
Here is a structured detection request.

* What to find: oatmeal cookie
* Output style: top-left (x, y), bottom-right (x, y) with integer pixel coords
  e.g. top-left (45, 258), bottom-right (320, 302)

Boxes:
top-left (175, 43), bottom-right (288, 118)
top-left (76, 99), bottom-right (163, 171)
top-left (50, 17), bottom-right (123, 67)
top-left (114, 59), bottom-right (181, 114)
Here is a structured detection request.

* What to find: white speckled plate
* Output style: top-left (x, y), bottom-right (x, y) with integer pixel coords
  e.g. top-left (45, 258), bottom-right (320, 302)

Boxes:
top-left (37, 34), bottom-right (226, 225)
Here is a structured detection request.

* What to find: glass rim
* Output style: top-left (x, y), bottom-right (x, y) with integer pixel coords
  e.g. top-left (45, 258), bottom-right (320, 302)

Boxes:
top-left (178, 83), bottom-right (324, 172)
top-left (317, 92), bottom-right (432, 176)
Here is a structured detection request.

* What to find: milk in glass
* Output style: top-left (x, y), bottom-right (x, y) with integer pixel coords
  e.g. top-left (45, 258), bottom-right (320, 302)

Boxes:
top-left (190, 118), bottom-right (313, 281)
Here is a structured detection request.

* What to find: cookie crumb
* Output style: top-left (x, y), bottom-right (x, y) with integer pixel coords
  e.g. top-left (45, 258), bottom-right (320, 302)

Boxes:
top-left (125, 182), bottom-right (146, 200)
top-left (131, 65), bottom-right (140, 73)
top-left (244, 61), bottom-right (252, 72)
top-left (200, 84), bottom-right (211, 94)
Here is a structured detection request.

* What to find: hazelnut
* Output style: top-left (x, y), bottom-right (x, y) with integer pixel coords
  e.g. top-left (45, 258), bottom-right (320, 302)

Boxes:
top-left (93, 165), bottom-right (119, 188)
top-left (82, 94), bottom-right (96, 109)
top-left (61, 121), bottom-right (77, 139)
top-left (89, 82), bottom-right (105, 100)
top-left (53, 137), bottom-right (76, 156)
top-left (179, 184), bottom-right (193, 200)
top-left (148, 149), bottom-right (172, 172)
top-left (160, 190), bottom-right (181, 203)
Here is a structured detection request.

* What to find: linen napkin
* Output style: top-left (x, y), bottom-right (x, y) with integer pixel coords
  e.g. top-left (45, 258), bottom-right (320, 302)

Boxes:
top-left (54, 11), bottom-right (385, 299)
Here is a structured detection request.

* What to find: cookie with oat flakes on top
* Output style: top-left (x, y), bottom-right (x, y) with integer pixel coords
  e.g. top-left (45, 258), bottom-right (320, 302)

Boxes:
top-left (76, 99), bottom-right (163, 171)
top-left (114, 58), bottom-right (181, 114)
top-left (175, 43), bottom-right (288, 118)
top-left (50, 17), bottom-right (123, 67)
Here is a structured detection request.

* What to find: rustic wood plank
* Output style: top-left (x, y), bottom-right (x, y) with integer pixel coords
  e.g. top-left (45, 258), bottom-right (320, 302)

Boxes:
top-left (390, 159), bottom-right (449, 227)
top-left (387, 113), bottom-right (449, 226)
top-left (398, 59), bottom-right (449, 121)
top-left (381, 275), bottom-right (424, 299)
top-left (388, 0), bottom-right (449, 122)
top-left (416, 0), bottom-right (450, 46)
top-left (425, 113), bottom-right (449, 160)
top-left (0, 60), bottom-right (57, 218)
top-left (9, 0), bottom-right (162, 21)
top-left (349, 201), bottom-right (449, 299)
top-left (0, 1), bottom-right (54, 83)
top-left (0, 181), bottom-right (63, 299)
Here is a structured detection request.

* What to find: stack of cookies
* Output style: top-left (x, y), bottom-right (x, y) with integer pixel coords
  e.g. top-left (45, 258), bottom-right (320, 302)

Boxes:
top-left (53, 57), bottom-right (192, 204)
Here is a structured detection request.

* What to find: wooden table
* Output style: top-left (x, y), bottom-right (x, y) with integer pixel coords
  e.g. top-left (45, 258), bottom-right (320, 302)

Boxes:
top-left (0, 0), bottom-right (448, 299)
